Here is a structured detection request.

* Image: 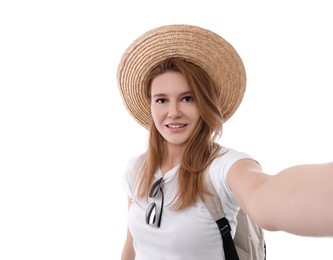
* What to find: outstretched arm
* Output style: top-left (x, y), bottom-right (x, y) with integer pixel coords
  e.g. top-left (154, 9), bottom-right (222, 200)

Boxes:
top-left (227, 159), bottom-right (333, 236)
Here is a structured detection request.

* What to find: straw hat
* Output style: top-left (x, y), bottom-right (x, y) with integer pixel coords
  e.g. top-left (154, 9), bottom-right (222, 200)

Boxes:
top-left (117, 24), bottom-right (246, 129)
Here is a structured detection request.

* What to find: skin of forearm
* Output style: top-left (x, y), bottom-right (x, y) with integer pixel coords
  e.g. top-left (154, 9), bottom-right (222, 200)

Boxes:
top-left (248, 162), bottom-right (333, 236)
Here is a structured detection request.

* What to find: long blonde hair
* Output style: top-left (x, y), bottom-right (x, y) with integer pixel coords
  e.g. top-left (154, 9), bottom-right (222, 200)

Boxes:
top-left (136, 58), bottom-right (223, 210)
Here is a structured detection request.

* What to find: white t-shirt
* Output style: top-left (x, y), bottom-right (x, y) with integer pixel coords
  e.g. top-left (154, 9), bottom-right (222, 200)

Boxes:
top-left (122, 147), bottom-right (254, 260)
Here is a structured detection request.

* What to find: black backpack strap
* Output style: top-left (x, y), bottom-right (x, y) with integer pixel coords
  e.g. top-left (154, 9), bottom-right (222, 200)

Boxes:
top-left (203, 172), bottom-right (240, 260)
top-left (216, 217), bottom-right (240, 260)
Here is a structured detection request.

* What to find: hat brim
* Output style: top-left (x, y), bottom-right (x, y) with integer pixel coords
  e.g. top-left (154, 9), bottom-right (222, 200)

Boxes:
top-left (117, 24), bottom-right (246, 129)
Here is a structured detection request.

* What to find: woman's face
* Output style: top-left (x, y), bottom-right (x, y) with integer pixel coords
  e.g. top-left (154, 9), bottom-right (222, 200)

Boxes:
top-left (150, 71), bottom-right (200, 150)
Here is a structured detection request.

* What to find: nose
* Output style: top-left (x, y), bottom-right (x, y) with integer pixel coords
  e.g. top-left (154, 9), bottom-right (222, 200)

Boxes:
top-left (167, 101), bottom-right (182, 118)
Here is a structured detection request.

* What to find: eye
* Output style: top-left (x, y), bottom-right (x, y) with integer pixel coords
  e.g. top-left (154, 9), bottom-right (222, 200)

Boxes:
top-left (155, 98), bottom-right (167, 104)
top-left (181, 96), bottom-right (193, 102)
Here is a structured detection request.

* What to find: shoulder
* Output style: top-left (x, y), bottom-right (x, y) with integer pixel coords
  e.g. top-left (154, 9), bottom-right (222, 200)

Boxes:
top-left (209, 146), bottom-right (255, 173)
top-left (122, 153), bottom-right (147, 197)
top-left (206, 147), bottom-right (256, 219)
top-left (225, 150), bottom-right (266, 213)
top-left (125, 153), bottom-right (147, 171)
top-left (208, 147), bottom-right (259, 201)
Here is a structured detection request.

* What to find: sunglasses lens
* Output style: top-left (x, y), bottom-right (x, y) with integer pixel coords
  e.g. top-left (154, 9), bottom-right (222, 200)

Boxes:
top-left (149, 178), bottom-right (163, 197)
top-left (146, 177), bottom-right (164, 228)
top-left (146, 202), bottom-right (156, 225)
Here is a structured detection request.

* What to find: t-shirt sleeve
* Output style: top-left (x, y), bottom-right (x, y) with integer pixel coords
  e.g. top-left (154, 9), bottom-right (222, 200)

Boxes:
top-left (209, 147), bottom-right (256, 208)
top-left (121, 155), bottom-right (140, 199)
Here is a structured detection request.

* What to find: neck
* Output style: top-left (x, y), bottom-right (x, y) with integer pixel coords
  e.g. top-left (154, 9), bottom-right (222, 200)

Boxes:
top-left (161, 144), bottom-right (184, 173)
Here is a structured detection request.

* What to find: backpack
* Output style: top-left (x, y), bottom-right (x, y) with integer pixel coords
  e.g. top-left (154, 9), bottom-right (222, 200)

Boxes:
top-left (203, 171), bottom-right (266, 260)
top-left (131, 154), bottom-right (266, 260)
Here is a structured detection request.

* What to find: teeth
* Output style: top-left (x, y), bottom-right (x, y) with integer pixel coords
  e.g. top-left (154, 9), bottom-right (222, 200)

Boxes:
top-left (168, 124), bottom-right (185, 129)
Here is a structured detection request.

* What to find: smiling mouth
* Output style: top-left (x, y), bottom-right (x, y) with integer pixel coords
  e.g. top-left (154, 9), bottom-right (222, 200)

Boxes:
top-left (166, 124), bottom-right (187, 129)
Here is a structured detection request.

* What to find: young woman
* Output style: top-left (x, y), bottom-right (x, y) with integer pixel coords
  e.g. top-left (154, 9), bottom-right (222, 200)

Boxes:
top-left (117, 24), bottom-right (333, 260)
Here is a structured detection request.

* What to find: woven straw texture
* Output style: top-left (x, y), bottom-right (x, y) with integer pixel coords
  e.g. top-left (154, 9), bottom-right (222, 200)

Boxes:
top-left (117, 24), bottom-right (246, 129)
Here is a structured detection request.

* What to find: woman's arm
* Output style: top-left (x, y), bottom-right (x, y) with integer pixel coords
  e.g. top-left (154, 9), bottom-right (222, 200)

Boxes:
top-left (121, 197), bottom-right (135, 260)
top-left (227, 159), bottom-right (333, 236)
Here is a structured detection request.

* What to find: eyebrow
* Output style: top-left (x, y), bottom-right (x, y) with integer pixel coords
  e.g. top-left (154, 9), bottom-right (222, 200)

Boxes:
top-left (152, 91), bottom-right (193, 98)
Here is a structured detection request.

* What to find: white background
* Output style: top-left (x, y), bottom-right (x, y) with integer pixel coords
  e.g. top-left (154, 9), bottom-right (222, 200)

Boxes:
top-left (1, 0), bottom-right (332, 259)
